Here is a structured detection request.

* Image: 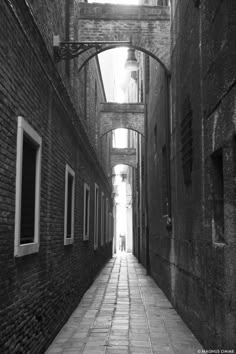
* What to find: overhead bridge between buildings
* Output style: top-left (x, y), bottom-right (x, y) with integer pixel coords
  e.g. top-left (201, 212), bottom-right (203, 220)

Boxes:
top-left (99, 103), bottom-right (145, 137)
top-left (54, 3), bottom-right (170, 74)
top-left (111, 148), bottom-right (137, 169)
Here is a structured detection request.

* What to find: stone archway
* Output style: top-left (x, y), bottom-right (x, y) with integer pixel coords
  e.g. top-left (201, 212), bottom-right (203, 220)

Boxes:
top-left (74, 2), bottom-right (170, 73)
top-left (100, 103), bottom-right (145, 137)
top-left (111, 148), bottom-right (137, 169)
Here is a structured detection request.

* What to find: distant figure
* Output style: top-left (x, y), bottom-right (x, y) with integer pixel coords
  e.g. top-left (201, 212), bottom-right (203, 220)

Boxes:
top-left (119, 233), bottom-right (126, 252)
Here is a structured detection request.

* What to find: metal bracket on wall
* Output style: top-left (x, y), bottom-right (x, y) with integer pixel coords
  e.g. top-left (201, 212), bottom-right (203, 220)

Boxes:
top-left (53, 35), bottom-right (131, 62)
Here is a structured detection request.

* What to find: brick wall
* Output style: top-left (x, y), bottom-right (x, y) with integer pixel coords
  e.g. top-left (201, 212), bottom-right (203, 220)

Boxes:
top-left (100, 103), bottom-right (145, 136)
top-left (111, 148), bottom-right (137, 169)
top-left (145, 56), bottom-right (171, 282)
top-left (76, 2), bottom-right (170, 72)
top-left (146, 0), bottom-right (236, 349)
top-left (0, 1), bottom-right (112, 352)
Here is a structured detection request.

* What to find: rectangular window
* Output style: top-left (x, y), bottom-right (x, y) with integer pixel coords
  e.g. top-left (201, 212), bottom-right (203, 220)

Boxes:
top-left (211, 149), bottom-right (224, 243)
top-left (105, 198), bottom-right (109, 243)
top-left (64, 164), bottom-right (75, 245)
top-left (83, 183), bottom-right (90, 241)
top-left (14, 117), bottom-right (42, 257)
top-left (94, 184), bottom-right (99, 249)
top-left (101, 192), bottom-right (105, 245)
top-left (109, 212), bottom-right (113, 242)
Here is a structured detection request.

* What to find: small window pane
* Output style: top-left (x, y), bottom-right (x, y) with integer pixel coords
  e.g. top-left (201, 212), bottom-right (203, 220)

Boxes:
top-left (85, 188), bottom-right (89, 236)
top-left (20, 136), bottom-right (36, 244)
top-left (67, 174), bottom-right (73, 238)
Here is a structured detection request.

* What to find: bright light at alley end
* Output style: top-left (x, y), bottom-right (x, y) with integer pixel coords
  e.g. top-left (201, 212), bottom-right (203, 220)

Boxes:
top-left (124, 48), bottom-right (139, 71)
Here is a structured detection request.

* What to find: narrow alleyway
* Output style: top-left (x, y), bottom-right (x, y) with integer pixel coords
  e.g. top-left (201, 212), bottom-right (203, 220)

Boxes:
top-left (46, 254), bottom-right (202, 354)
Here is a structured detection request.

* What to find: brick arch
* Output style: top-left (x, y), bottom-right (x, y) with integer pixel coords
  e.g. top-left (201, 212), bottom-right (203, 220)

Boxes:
top-left (99, 103), bottom-right (145, 137)
top-left (101, 127), bottom-right (143, 138)
top-left (75, 3), bottom-right (170, 73)
top-left (111, 148), bottom-right (137, 169)
top-left (112, 161), bottom-right (136, 169)
top-left (78, 45), bottom-right (168, 74)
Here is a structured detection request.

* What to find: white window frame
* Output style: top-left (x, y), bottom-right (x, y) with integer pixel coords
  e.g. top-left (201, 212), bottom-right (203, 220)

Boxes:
top-left (64, 164), bottom-right (75, 246)
top-left (83, 183), bottom-right (90, 241)
top-left (101, 192), bottom-right (105, 246)
top-left (94, 184), bottom-right (99, 250)
top-left (14, 116), bottom-right (42, 257)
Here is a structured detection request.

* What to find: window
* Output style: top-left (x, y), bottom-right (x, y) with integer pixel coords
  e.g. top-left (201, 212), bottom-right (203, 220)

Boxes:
top-left (101, 192), bottom-right (105, 245)
top-left (211, 149), bottom-right (224, 243)
top-left (109, 212), bottom-right (113, 242)
top-left (105, 198), bottom-right (109, 243)
top-left (94, 184), bottom-right (99, 249)
top-left (83, 183), bottom-right (90, 241)
top-left (64, 164), bottom-right (75, 245)
top-left (14, 117), bottom-right (42, 257)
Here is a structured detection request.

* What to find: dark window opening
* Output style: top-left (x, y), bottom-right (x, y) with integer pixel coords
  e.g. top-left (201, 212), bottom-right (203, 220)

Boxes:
top-left (85, 188), bottom-right (89, 236)
top-left (20, 136), bottom-right (37, 244)
top-left (67, 173), bottom-right (73, 238)
top-left (211, 149), bottom-right (224, 243)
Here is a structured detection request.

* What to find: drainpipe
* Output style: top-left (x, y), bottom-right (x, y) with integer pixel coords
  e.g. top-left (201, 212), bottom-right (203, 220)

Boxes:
top-left (144, 101), bottom-right (150, 275)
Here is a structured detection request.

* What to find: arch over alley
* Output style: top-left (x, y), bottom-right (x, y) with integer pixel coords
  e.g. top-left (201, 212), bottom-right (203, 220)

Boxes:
top-left (100, 103), bottom-right (145, 137)
top-left (111, 148), bottom-right (137, 169)
top-left (73, 2), bottom-right (170, 73)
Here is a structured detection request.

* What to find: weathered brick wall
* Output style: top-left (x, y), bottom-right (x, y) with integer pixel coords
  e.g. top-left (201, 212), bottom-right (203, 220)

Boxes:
top-left (146, 57), bottom-right (171, 281)
top-left (100, 103), bottom-right (145, 136)
top-left (0, 1), bottom-right (112, 353)
top-left (147, 0), bottom-right (236, 349)
top-left (76, 2), bottom-right (170, 72)
top-left (111, 148), bottom-right (137, 168)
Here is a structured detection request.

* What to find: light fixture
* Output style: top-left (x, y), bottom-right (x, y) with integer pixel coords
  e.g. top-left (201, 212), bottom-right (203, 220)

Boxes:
top-left (124, 48), bottom-right (139, 72)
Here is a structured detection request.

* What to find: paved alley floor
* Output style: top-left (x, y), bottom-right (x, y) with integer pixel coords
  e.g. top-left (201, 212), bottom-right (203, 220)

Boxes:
top-left (46, 254), bottom-right (202, 354)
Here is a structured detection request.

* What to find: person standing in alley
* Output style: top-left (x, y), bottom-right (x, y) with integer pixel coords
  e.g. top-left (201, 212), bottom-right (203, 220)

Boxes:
top-left (120, 233), bottom-right (126, 252)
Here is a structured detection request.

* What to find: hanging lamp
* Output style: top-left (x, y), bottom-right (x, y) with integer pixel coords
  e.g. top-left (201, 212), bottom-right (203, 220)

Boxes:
top-left (124, 48), bottom-right (139, 71)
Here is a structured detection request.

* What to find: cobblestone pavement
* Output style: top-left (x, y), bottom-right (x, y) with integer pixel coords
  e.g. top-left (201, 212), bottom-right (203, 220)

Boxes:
top-left (46, 254), bottom-right (202, 354)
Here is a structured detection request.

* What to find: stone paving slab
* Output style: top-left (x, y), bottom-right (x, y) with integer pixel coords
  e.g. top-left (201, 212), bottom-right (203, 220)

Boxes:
top-left (46, 254), bottom-right (202, 354)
